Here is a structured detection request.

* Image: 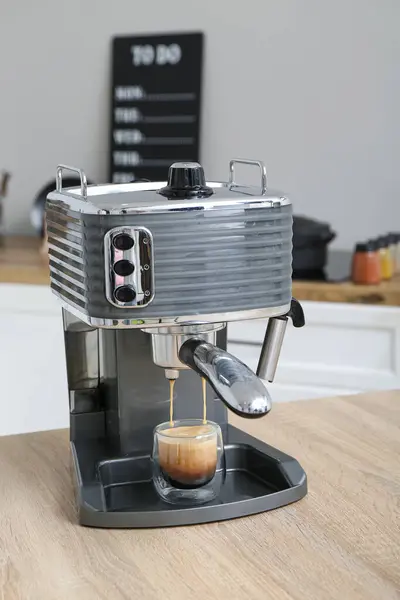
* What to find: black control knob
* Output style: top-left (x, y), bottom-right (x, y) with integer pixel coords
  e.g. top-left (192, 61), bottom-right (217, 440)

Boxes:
top-left (114, 286), bottom-right (136, 303)
top-left (113, 234), bottom-right (134, 251)
top-left (114, 260), bottom-right (135, 277)
top-left (158, 162), bottom-right (214, 198)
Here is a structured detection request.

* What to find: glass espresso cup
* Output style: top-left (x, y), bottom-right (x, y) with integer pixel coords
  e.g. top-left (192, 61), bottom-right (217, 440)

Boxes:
top-left (152, 419), bottom-right (224, 505)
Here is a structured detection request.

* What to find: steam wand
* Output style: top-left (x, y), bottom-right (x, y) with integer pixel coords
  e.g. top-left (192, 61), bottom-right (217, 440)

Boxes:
top-left (256, 298), bottom-right (305, 382)
top-left (179, 340), bottom-right (272, 418)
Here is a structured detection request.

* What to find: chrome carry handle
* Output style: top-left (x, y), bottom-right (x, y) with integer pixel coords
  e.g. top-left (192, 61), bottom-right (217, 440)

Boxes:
top-left (56, 164), bottom-right (88, 199)
top-left (229, 159), bottom-right (267, 195)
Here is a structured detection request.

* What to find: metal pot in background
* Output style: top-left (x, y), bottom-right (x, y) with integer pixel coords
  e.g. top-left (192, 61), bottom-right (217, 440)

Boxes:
top-left (0, 171), bottom-right (11, 240)
top-left (292, 215), bottom-right (336, 277)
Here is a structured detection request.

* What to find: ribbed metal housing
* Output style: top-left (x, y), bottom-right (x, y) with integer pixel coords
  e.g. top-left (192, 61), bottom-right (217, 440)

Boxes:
top-left (46, 201), bottom-right (292, 321)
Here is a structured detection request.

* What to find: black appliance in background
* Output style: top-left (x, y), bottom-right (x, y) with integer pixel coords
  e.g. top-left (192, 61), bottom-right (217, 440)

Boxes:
top-left (292, 215), bottom-right (336, 280)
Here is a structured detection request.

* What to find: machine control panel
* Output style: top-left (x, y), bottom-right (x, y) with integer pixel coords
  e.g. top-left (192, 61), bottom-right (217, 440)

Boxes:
top-left (104, 226), bottom-right (154, 308)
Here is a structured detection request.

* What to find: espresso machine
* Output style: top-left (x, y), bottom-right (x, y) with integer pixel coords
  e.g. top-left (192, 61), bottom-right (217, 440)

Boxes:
top-left (46, 159), bottom-right (307, 528)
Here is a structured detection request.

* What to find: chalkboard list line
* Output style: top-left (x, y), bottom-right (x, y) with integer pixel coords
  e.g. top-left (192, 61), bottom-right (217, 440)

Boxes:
top-left (114, 109), bottom-right (197, 125)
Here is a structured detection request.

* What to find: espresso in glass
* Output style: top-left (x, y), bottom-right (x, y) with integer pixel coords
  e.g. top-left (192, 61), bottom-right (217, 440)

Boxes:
top-left (152, 419), bottom-right (224, 505)
top-left (158, 423), bottom-right (218, 489)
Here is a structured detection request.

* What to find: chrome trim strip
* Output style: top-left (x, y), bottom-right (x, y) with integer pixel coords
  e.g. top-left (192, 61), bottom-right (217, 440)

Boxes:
top-left (155, 262), bottom-right (287, 278)
top-left (47, 242), bottom-right (84, 264)
top-left (155, 247), bottom-right (291, 266)
top-left (46, 206), bottom-right (83, 228)
top-left (47, 181), bottom-right (291, 216)
top-left (147, 237), bottom-right (290, 254)
top-left (47, 232), bottom-right (83, 252)
top-left (51, 278), bottom-right (87, 302)
top-left (52, 286), bottom-right (86, 310)
top-left (53, 300), bottom-right (291, 329)
top-left (49, 264), bottom-right (85, 288)
top-left (154, 276), bottom-right (291, 293)
top-left (141, 323), bottom-right (226, 335)
top-left (154, 223), bottom-right (290, 239)
top-left (46, 221), bottom-right (83, 240)
top-left (113, 197), bottom-right (288, 215)
top-left (49, 255), bottom-right (84, 276)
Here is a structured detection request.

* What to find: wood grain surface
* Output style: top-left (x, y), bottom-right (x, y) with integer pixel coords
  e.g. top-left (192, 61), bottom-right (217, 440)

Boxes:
top-left (2, 236), bottom-right (400, 305)
top-left (292, 278), bottom-right (400, 307)
top-left (0, 236), bottom-right (49, 285)
top-left (0, 391), bottom-right (399, 600)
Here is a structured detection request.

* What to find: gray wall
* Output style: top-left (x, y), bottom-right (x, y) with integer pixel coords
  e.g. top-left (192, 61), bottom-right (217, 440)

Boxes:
top-left (0, 0), bottom-right (398, 249)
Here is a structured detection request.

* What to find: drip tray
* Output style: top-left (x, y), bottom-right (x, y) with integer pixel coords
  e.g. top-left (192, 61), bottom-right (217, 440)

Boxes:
top-left (102, 469), bottom-right (279, 512)
top-left (82, 437), bottom-right (307, 528)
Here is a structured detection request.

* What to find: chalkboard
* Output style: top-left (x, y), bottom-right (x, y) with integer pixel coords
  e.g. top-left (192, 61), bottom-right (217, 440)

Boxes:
top-left (109, 32), bottom-right (203, 184)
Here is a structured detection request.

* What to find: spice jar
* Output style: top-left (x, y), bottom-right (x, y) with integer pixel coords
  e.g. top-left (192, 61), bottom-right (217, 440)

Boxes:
top-left (387, 232), bottom-right (400, 274)
top-left (387, 233), bottom-right (397, 273)
top-left (351, 241), bottom-right (381, 285)
top-left (376, 237), bottom-right (393, 280)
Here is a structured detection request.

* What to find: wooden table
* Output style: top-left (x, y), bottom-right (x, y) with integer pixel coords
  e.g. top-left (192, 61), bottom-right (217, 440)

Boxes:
top-left (292, 277), bottom-right (400, 307)
top-left (0, 391), bottom-right (398, 600)
top-left (0, 236), bottom-right (49, 285)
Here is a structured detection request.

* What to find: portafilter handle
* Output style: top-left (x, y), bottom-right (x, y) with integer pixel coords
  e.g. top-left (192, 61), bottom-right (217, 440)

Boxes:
top-left (179, 340), bottom-right (272, 418)
top-left (256, 298), bottom-right (305, 383)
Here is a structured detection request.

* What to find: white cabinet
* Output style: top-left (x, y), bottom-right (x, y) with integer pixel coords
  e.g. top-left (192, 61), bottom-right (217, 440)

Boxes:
top-left (1, 284), bottom-right (399, 434)
top-left (228, 301), bottom-right (400, 402)
top-left (0, 284), bottom-right (69, 435)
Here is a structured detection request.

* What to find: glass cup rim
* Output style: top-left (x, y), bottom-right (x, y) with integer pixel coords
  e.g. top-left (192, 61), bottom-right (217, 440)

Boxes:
top-left (155, 419), bottom-right (220, 440)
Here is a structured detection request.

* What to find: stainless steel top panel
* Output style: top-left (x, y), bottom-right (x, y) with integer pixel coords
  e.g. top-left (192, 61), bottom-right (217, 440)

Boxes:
top-left (48, 160), bottom-right (291, 216)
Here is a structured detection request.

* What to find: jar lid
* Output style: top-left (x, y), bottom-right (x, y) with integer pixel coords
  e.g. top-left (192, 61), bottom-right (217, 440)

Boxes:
top-left (375, 236), bottom-right (388, 249)
top-left (48, 160), bottom-right (291, 216)
top-left (386, 232), bottom-right (399, 244)
top-left (355, 242), bottom-right (368, 252)
top-left (366, 239), bottom-right (378, 251)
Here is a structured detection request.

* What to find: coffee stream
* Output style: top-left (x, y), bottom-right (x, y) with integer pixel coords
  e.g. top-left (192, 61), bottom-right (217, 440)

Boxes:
top-left (202, 377), bottom-right (207, 424)
top-left (169, 379), bottom-right (175, 426)
top-left (168, 377), bottom-right (207, 425)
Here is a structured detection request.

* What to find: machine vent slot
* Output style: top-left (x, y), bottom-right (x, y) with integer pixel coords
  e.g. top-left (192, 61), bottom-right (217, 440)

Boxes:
top-left (47, 204), bottom-right (87, 313)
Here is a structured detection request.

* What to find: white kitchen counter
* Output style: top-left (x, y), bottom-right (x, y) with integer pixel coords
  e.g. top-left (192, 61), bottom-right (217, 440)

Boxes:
top-left (230, 300), bottom-right (400, 401)
top-left (0, 284), bottom-right (69, 435)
